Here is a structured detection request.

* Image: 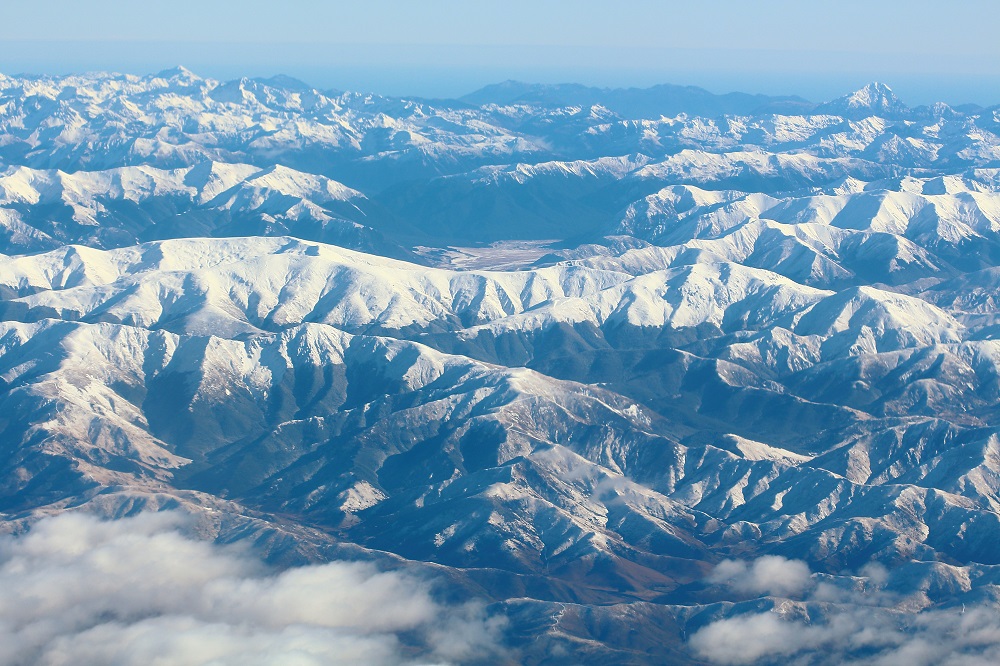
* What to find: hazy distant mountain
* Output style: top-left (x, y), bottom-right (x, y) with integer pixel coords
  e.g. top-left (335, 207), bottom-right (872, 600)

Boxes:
top-left (460, 80), bottom-right (816, 117)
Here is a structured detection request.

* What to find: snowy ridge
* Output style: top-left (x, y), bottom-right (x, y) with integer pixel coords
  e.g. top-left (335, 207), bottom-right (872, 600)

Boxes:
top-left (2, 70), bottom-right (1000, 663)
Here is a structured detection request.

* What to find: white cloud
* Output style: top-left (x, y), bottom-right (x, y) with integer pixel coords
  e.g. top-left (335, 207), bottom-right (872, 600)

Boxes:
top-left (708, 555), bottom-right (813, 597)
top-left (0, 511), bottom-right (505, 666)
top-left (691, 556), bottom-right (1000, 666)
top-left (688, 612), bottom-right (832, 665)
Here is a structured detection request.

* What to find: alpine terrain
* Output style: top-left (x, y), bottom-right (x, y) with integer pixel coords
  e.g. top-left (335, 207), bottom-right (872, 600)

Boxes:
top-left (2, 69), bottom-right (1000, 665)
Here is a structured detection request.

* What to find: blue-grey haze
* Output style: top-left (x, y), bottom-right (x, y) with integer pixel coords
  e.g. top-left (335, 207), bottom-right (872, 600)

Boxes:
top-left (2, 0), bottom-right (999, 105)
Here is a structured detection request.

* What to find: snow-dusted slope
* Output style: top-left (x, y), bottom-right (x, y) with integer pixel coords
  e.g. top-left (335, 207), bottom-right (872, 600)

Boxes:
top-left (3, 70), bottom-right (1000, 663)
top-left (1, 70), bottom-right (999, 244)
top-left (0, 162), bottom-right (417, 259)
top-left (600, 173), bottom-right (1000, 290)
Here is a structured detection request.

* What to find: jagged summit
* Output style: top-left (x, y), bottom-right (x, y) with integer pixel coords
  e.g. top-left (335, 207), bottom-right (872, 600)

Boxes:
top-left (849, 81), bottom-right (906, 109)
top-left (817, 81), bottom-right (909, 117)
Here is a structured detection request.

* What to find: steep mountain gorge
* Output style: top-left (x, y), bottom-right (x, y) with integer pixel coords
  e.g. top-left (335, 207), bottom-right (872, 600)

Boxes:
top-left (2, 70), bottom-right (1000, 663)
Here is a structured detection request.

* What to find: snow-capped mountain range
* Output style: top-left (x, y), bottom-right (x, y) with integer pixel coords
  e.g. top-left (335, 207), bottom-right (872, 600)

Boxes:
top-left (3, 69), bottom-right (1000, 664)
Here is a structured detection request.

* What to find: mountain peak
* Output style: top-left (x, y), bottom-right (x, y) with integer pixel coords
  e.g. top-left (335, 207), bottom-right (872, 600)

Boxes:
top-left (818, 81), bottom-right (908, 117)
top-left (847, 82), bottom-right (901, 107)
top-left (155, 65), bottom-right (200, 82)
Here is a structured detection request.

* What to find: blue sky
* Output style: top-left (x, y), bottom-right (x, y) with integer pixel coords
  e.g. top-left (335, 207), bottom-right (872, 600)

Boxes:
top-left (2, 0), bottom-right (999, 105)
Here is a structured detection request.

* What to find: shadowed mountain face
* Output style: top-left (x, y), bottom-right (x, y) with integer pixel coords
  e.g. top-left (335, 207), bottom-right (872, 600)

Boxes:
top-left (3, 70), bottom-right (1000, 663)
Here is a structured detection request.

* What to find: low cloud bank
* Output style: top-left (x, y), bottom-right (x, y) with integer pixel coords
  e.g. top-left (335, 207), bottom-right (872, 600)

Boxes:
top-left (690, 556), bottom-right (1000, 666)
top-left (0, 511), bottom-right (504, 666)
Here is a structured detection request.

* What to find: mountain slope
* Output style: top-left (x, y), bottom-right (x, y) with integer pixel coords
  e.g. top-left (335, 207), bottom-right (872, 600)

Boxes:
top-left (3, 70), bottom-right (1000, 663)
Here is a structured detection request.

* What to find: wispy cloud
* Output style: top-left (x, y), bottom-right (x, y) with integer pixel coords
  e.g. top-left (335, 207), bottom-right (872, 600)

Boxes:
top-left (0, 511), bottom-right (505, 666)
top-left (690, 557), bottom-right (1000, 666)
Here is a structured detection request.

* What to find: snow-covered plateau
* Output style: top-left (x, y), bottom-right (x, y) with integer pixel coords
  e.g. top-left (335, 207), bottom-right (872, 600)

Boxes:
top-left (2, 70), bottom-right (1000, 664)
